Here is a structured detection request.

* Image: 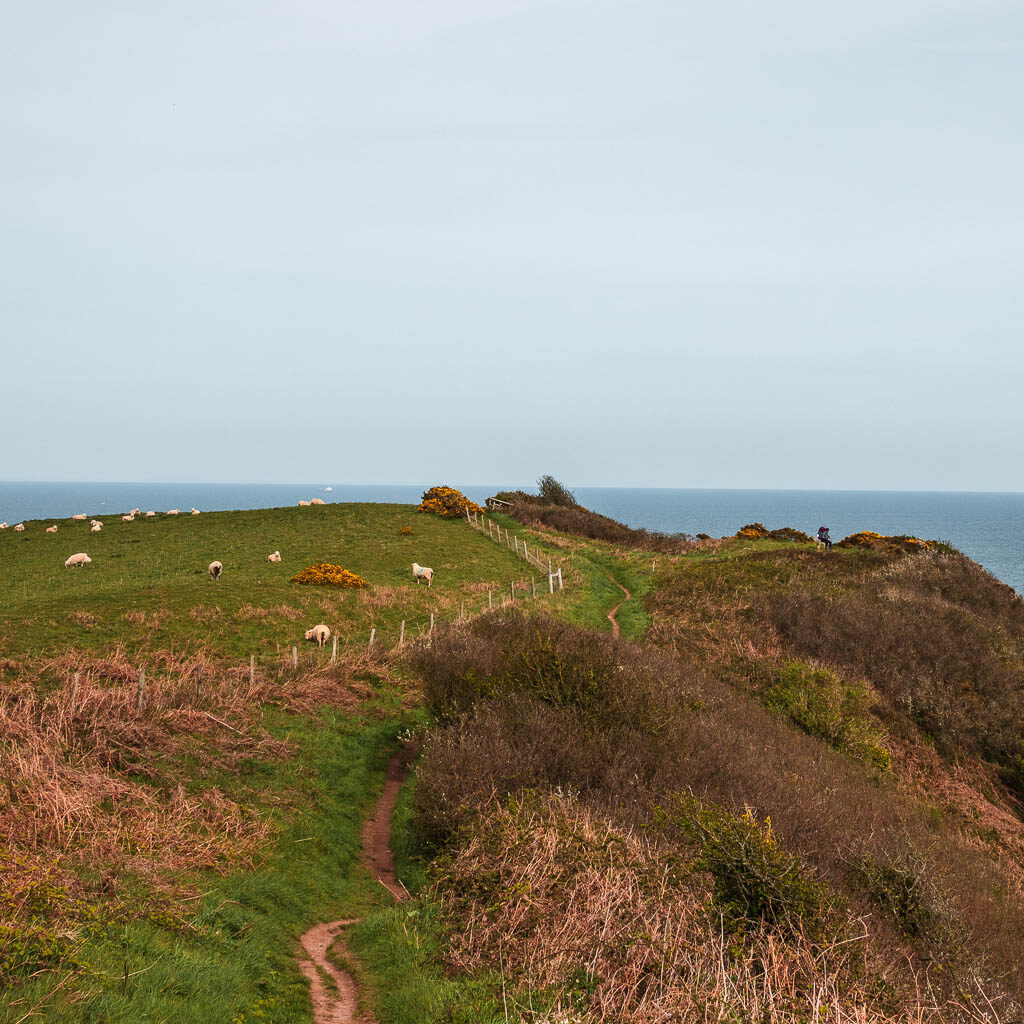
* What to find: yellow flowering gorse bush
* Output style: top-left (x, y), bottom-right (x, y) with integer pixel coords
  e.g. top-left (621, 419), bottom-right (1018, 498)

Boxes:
top-left (417, 485), bottom-right (484, 519)
top-left (291, 563), bottom-right (368, 588)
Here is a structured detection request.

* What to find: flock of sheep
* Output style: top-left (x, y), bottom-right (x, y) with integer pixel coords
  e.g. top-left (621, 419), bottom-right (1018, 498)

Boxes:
top-left (6, 503), bottom-right (436, 650)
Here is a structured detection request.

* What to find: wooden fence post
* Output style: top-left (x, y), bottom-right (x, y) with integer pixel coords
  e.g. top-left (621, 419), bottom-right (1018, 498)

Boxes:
top-left (249, 654), bottom-right (255, 685)
top-left (368, 627), bottom-right (376, 653)
top-left (531, 577), bottom-right (536, 598)
top-left (331, 635), bottom-right (338, 664)
top-left (557, 568), bottom-right (564, 591)
top-left (460, 599), bottom-right (465, 621)
top-left (429, 612), bottom-right (435, 635)
top-left (399, 620), bottom-right (406, 646)
top-left (195, 664), bottom-right (202, 703)
top-left (135, 667), bottom-right (145, 713)
top-left (549, 573), bottom-right (555, 595)
top-left (292, 646), bottom-right (298, 669)
top-left (514, 536), bottom-right (519, 556)
top-left (71, 672), bottom-right (79, 706)
top-left (488, 590), bottom-right (493, 609)
top-left (510, 581), bottom-right (515, 602)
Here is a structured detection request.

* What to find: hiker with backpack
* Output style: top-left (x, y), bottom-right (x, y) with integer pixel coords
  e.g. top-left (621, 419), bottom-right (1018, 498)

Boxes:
top-left (817, 526), bottom-right (832, 550)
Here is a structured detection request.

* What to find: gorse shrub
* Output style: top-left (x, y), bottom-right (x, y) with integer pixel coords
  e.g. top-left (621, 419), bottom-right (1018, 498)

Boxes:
top-left (765, 661), bottom-right (890, 770)
top-left (838, 531), bottom-right (932, 553)
top-left (657, 795), bottom-right (837, 941)
top-left (409, 610), bottom-right (690, 734)
top-left (290, 563), bottom-right (368, 587)
top-left (416, 485), bottom-right (484, 519)
top-left (736, 523), bottom-right (813, 543)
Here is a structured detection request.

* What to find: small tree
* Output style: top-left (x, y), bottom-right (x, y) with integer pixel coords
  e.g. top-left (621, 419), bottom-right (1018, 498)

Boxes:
top-left (537, 475), bottom-right (577, 508)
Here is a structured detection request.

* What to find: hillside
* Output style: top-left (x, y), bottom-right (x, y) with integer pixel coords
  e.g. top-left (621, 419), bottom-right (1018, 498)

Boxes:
top-left (2, 497), bottom-right (1024, 1022)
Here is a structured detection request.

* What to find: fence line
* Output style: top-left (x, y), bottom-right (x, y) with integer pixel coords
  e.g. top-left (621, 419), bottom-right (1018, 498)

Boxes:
top-left (465, 507), bottom-right (564, 592)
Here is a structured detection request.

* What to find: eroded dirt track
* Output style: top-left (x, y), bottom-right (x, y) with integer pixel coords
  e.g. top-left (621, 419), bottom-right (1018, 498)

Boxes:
top-left (607, 575), bottom-right (632, 638)
top-left (297, 746), bottom-right (415, 1024)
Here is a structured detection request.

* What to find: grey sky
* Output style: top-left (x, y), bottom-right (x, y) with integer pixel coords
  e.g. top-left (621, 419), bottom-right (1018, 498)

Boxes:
top-left (2, 1), bottom-right (1022, 489)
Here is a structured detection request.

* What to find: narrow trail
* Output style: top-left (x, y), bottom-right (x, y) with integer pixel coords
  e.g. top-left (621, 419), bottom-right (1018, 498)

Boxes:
top-left (297, 744), bottom-right (416, 1024)
top-left (606, 573), bottom-right (632, 639)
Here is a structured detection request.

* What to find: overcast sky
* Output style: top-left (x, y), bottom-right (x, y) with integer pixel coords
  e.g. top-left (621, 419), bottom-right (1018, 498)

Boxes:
top-left (2, 1), bottom-right (1022, 490)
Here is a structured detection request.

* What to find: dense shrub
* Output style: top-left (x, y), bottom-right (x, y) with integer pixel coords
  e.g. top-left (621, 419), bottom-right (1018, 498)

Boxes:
top-left (765, 661), bottom-right (890, 770)
top-left (290, 562), bottom-right (367, 587)
top-left (500, 498), bottom-right (698, 553)
top-left (737, 523), bottom-right (813, 543)
top-left (416, 485), bottom-right (484, 518)
top-left (536, 473), bottom-right (578, 507)
top-left (838, 531), bottom-right (932, 553)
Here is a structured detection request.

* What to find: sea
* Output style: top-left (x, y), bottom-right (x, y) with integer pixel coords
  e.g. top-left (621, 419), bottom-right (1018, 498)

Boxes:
top-left (2, 482), bottom-right (1023, 595)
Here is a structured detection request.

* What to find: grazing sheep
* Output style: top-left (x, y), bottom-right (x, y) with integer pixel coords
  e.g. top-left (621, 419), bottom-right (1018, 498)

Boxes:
top-left (412, 562), bottom-right (434, 586)
top-left (0, 523), bottom-right (7, 530)
top-left (46, 525), bottom-right (58, 534)
top-left (167, 509), bottom-right (181, 515)
top-left (191, 508), bottom-right (200, 515)
top-left (14, 524), bottom-right (25, 532)
top-left (144, 511), bottom-right (156, 518)
top-left (304, 624), bottom-right (331, 647)
top-left (122, 514), bottom-right (135, 522)
top-left (267, 551), bottom-right (282, 563)
top-left (91, 523), bottom-right (102, 533)
top-left (208, 560), bottom-right (222, 581)
top-left (72, 514), bottom-right (87, 521)
top-left (64, 552), bottom-right (92, 568)
top-left (309, 498), bottom-right (325, 505)
top-left (297, 500), bottom-right (311, 507)
top-left (90, 519), bottom-right (102, 526)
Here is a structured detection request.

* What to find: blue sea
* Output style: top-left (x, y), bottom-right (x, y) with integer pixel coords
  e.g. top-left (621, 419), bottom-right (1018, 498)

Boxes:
top-left (2, 482), bottom-right (1023, 594)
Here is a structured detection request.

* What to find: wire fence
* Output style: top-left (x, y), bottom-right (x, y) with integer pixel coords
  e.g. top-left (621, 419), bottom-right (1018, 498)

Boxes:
top-left (465, 508), bottom-right (565, 593)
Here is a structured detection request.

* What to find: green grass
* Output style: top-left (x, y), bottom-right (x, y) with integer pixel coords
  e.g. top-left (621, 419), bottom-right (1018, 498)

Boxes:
top-left (0, 504), bottom-right (538, 662)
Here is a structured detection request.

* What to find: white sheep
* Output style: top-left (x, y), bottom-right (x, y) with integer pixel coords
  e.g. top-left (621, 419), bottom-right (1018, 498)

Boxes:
top-left (14, 523), bottom-right (25, 532)
top-left (412, 562), bottom-right (434, 586)
top-left (46, 525), bottom-right (58, 534)
top-left (309, 498), bottom-right (325, 505)
top-left (72, 514), bottom-right (87, 521)
top-left (304, 623), bottom-right (331, 647)
top-left (64, 552), bottom-right (92, 568)
top-left (208, 560), bottom-right (222, 581)
top-left (144, 511), bottom-right (156, 518)
top-left (0, 523), bottom-right (7, 530)
top-left (90, 519), bottom-right (102, 526)
top-left (267, 551), bottom-right (282, 563)
top-left (122, 514), bottom-right (135, 522)
top-left (191, 508), bottom-right (200, 515)
top-left (297, 500), bottom-right (311, 507)
top-left (130, 508), bottom-right (141, 515)
top-left (91, 523), bottom-right (102, 533)
top-left (167, 509), bottom-right (181, 515)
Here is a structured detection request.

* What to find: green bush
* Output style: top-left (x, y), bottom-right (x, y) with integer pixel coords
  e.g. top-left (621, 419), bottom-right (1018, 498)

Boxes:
top-left (658, 794), bottom-right (836, 941)
top-left (764, 661), bottom-right (890, 770)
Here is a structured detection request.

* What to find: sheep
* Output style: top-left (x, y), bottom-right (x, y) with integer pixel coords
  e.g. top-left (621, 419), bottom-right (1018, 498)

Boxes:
top-left (130, 508), bottom-right (140, 516)
top-left (304, 624), bottom-right (331, 647)
top-left (64, 552), bottom-right (92, 568)
top-left (46, 525), bottom-right (58, 534)
top-left (0, 523), bottom-right (7, 529)
top-left (91, 523), bottom-right (102, 533)
top-left (309, 498), bottom-right (325, 505)
top-left (208, 560), bottom-right (222, 581)
top-left (144, 511), bottom-right (156, 517)
top-left (72, 514), bottom-right (87, 521)
top-left (90, 519), bottom-right (102, 526)
top-left (191, 508), bottom-right (200, 515)
top-left (412, 562), bottom-right (434, 586)
top-left (167, 509), bottom-right (181, 515)
top-left (297, 500), bottom-right (311, 507)
top-left (267, 551), bottom-right (282, 563)
top-left (14, 524), bottom-right (25, 532)
top-left (122, 514), bottom-right (135, 522)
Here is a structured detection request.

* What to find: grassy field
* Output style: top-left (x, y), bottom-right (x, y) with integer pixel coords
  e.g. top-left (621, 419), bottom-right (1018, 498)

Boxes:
top-left (0, 503), bottom-right (577, 663)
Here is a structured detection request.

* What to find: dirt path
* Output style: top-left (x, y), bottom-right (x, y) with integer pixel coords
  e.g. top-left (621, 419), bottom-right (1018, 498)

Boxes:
top-left (606, 574), bottom-right (632, 639)
top-left (297, 745), bottom-right (415, 1024)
